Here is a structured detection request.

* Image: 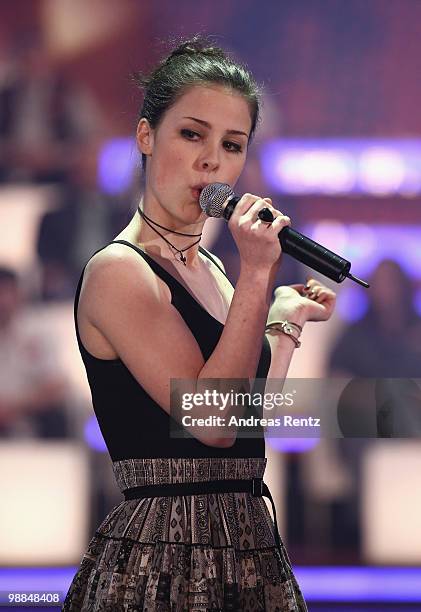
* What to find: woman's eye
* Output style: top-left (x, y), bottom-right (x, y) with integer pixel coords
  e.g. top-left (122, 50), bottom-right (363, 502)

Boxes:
top-left (181, 129), bottom-right (200, 140)
top-left (224, 141), bottom-right (242, 153)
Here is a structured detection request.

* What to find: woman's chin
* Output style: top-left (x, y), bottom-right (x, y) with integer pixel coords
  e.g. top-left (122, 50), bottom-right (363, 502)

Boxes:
top-left (189, 199), bottom-right (207, 218)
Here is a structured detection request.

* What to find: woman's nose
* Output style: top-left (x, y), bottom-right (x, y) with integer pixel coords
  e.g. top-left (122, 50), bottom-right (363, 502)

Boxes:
top-left (198, 145), bottom-right (219, 172)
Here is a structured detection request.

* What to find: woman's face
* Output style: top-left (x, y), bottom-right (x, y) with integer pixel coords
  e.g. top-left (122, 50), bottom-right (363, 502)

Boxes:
top-left (137, 84), bottom-right (252, 225)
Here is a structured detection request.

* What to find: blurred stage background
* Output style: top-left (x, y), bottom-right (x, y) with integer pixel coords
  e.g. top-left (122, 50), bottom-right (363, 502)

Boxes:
top-left (0, 1), bottom-right (421, 609)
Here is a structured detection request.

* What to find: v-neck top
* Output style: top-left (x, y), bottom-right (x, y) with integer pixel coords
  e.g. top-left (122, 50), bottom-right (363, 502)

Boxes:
top-left (74, 239), bottom-right (271, 460)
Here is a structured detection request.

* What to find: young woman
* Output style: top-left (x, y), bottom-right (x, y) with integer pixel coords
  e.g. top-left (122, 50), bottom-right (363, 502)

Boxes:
top-left (63, 37), bottom-right (336, 611)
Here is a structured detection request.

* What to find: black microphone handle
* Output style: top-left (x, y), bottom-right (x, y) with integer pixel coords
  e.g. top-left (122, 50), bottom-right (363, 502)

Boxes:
top-left (223, 196), bottom-right (351, 283)
top-left (280, 226), bottom-right (351, 283)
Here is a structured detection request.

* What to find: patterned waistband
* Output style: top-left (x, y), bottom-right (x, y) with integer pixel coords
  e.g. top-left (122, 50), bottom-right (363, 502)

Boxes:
top-left (112, 457), bottom-right (267, 493)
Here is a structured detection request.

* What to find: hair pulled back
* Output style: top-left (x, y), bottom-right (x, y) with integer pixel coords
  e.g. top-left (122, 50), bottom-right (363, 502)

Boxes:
top-left (132, 36), bottom-right (261, 169)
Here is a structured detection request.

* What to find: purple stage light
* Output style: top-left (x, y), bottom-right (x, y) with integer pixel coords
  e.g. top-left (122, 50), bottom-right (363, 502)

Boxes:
top-left (266, 436), bottom-right (320, 453)
top-left (261, 138), bottom-right (421, 195)
top-left (0, 566), bottom-right (75, 595)
top-left (83, 415), bottom-right (107, 452)
top-left (295, 566), bottom-right (421, 602)
top-left (415, 289), bottom-right (421, 317)
top-left (2, 566), bottom-right (421, 603)
top-left (98, 138), bottom-right (139, 194)
top-left (336, 285), bottom-right (370, 323)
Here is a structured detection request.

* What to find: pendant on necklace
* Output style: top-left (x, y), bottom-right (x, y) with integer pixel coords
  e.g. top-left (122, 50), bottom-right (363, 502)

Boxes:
top-left (179, 252), bottom-right (187, 265)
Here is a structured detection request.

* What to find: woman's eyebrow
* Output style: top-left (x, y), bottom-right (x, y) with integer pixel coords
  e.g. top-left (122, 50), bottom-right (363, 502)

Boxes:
top-left (183, 116), bottom-right (248, 137)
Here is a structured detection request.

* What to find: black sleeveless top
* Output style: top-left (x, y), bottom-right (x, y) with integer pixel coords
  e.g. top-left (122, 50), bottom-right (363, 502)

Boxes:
top-left (74, 239), bottom-right (271, 461)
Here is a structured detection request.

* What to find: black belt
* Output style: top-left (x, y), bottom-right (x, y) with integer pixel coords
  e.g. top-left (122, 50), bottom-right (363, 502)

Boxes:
top-left (123, 477), bottom-right (282, 553)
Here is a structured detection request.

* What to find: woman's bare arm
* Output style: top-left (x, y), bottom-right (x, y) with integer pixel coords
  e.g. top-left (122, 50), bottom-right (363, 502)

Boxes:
top-left (263, 279), bottom-right (337, 397)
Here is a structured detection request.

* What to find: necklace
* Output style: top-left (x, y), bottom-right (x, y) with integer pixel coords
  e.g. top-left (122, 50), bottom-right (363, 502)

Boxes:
top-left (137, 206), bottom-right (202, 266)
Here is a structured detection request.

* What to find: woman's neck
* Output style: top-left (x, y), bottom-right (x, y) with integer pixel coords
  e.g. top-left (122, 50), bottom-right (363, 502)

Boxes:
top-left (131, 198), bottom-right (205, 268)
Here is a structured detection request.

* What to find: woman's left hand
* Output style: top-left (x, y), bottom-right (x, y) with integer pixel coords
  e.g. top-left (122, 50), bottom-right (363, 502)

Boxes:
top-left (269, 277), bottom-right (337, 323)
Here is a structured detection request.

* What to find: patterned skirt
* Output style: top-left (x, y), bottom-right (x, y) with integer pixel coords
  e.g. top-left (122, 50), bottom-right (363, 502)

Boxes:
top-left (62, 457), bottom-right (307, 611)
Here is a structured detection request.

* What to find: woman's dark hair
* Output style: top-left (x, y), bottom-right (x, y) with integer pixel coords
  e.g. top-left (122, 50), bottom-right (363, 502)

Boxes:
top-left (132, 35), bottom-right (261, 169)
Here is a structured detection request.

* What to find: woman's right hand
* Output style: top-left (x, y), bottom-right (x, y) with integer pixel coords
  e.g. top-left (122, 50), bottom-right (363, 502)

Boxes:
top-left (227, 193), bottom-right (291, 271)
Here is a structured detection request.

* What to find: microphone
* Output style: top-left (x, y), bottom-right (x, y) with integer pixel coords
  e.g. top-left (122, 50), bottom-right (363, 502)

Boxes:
top-left (199, 182), bottom-right (369, 288)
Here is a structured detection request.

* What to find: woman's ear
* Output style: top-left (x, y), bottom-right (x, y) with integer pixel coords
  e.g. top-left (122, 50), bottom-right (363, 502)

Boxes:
top-left (136, 118), bottom-right (154, 156)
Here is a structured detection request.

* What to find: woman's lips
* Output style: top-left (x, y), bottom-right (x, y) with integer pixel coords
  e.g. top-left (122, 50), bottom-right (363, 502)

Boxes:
top-left (191, 187), bottom-right (202, 201)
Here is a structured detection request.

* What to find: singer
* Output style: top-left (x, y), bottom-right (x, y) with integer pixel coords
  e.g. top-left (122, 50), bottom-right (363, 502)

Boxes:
top-left (63, 36), bottom-right (336, 611)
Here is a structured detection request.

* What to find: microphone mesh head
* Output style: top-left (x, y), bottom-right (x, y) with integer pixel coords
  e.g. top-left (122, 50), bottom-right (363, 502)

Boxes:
top-left (199, 183), bottom-right (234, 218)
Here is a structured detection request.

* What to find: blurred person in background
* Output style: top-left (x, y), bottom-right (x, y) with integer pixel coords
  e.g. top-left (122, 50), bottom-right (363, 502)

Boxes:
top-left (36, 145), bottom-right (129, 301)
top-left (0, 265), bottom-right (69, 438)
top-left (0, 30), bottom-right (106, 184)
top-left (330, 258), bottom-right (421, 378)
top-left (63, 36), bottom-right (337, 611)
top-left (304, 258), bottom-right (421, 559)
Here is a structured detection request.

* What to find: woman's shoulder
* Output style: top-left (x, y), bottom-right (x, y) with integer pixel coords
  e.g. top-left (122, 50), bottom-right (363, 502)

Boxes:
top-left (88, 239), bottom-right (144, 264)
top-left (85, 241), bottom-right (155, 283)
top-left (81, 241), bottom-right (170, 316)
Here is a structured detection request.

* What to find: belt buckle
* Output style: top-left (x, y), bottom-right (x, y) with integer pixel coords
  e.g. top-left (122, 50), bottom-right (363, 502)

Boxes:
top-left (252, 477), bottom-right (263, 496)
